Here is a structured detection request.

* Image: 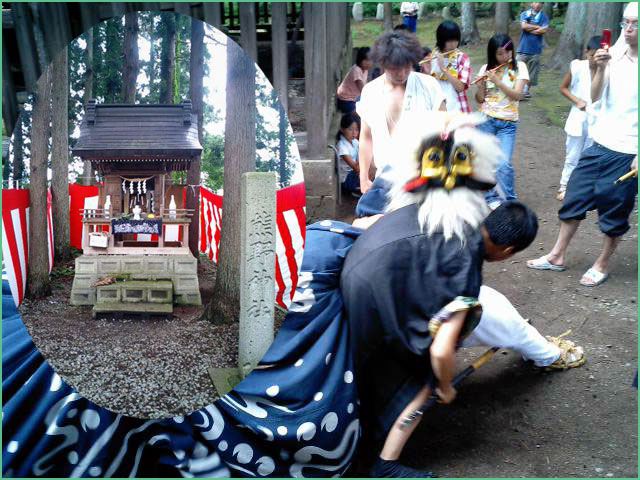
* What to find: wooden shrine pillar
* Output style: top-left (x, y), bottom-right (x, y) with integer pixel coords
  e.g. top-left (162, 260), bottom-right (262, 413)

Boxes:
top-left (228, 3), bottom-right (235, 29)
top-left (239, 3), bottom-right (257, 62)
top-left (11, 3), bottom-right (40, 92)
top-left (303, 3), bottom-right (328, 158)
top-left (203, 2), bottom-right (222, 29)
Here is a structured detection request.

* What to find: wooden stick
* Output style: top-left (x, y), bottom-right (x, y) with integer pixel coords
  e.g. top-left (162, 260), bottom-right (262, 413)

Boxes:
top-left (399, 346), bottom-right (500, 429)
top-left (418, 55), bottom-right (432, 65)
top-left (614, 168), bottom-right (638, 185)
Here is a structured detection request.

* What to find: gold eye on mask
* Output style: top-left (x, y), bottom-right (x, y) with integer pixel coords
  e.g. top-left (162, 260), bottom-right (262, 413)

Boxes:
top-left (420, 146), bottom-right (447, 179)
top-left (450, 145), bottom-right (474, 176)
top-left (441, 145), bottom-right (475, 190)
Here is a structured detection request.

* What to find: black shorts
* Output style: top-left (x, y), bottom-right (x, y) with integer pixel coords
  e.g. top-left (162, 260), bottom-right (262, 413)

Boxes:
top-left (559, 143), bottom-right (637, 237)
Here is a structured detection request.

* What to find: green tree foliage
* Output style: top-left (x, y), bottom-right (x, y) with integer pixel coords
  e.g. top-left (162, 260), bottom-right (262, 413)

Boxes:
top-left (92, 22), bottom-right (105, 101)
top-left (254, 75), bottom-right (295, 188)
top-left (138, 12), bottom-right (161, 103)
top-left (159, 12), bottom-right (177, 104)
top-left (100, 18), bottom-right (124, 103)
top-left (200, 133), bottom-right (225, 190)
top-left (68, 36), bottom-right (86, 149)
top-left (9, 114), bottom-right (25, 182)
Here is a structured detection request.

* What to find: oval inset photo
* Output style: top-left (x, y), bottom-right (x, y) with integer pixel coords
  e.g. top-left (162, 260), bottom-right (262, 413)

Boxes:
top-left (7, 11), bottom-right (305, 419)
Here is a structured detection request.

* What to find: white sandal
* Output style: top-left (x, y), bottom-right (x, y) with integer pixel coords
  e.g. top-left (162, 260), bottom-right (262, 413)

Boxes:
top-left (580, 267), bottom-right (609, 287)
top-left (526, 255), bottom-right (566, 272)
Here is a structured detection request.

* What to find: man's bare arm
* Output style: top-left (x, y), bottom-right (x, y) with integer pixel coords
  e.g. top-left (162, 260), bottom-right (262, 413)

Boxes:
top-left (358, 120), bottom-right (374, 193)
top-left (591, 48), bottom-right (610, 102)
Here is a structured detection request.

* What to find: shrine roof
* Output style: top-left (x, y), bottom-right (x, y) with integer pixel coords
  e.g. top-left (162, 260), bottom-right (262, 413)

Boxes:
top-left (72, 100), bottom-right (203, 160)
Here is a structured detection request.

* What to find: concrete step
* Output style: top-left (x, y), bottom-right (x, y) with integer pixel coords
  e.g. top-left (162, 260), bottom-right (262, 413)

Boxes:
top-left (71, 254), bottom-right (201, 307)
top-left (96, 280), bottom-right (173, 304)
top-left (92, 301), bottom-right (173, 318)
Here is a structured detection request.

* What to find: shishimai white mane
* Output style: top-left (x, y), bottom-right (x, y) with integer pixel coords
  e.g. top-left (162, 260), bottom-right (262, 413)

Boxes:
top-left (385, 112), bottom-right (503, 242)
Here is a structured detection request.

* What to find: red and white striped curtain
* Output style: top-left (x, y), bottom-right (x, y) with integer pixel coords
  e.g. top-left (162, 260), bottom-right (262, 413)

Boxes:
top-left (2, 183), bottom-right (307, 308)
top-left (2, 189), bottom-right (54, 306)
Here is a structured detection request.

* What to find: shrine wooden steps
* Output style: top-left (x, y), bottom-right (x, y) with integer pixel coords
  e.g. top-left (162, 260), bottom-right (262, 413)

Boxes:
top-left (92, 280), bottom-right (173, 318)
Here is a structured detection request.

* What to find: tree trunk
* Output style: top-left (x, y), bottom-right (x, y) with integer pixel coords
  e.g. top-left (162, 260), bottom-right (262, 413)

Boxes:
top-left (271, 2), bottom-right (288, 112)
top-left (83, 28), bottom-right (94, 104)
top-left (187, 18), bottom-right (205, 258)
top-left (548, 2), bottom-right (588, 71)
top-left (585, 2), bottom-right (624, 47)
top-left (239, 3), bottom-right (258, 63)
top-left (160, 12), bottom-right (177, 104)
top-left (461, 2), bottom-right (481, 45)
top-left (121, 12), bottom-right (139, 103)
top-left (383, 3), bottom-right (394, 31)
top-left (28, 66), bottom-right (52, 298)
top-left (51, 49), bottom-right (72, 262)
top-left (278, 100), bottom-right (288, 187)
top-left (304, 3), bottom-right (328, 158)
top-left (91, 22), bottom-right (103, 101)
top-left (494, 2), bottom-right (511, 35)
top-left (2, 154), bottom-right (10, 184)
top-left (204, 39), bottom-right (256, 325)
top-left (148, 32), bottom-right (156, 91)
top-left (12, 114), bottom-right (25, 182)
top-left (103, 19), bottom-right (123, 103)
top-left (543, 2), bottom-right (553, 21)
top-left (82, 27), bottom-right (94, 186)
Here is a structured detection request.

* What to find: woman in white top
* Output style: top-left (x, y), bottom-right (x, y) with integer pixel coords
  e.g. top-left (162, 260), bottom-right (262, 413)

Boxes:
top-left (556, 35), bottom-right (600, 200)
top-left (474, 34), bottom-right (529, 207)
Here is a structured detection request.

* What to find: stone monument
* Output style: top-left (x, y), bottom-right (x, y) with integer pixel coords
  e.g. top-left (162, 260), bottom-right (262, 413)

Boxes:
top-left (238, 172), bottom-right (278, 377)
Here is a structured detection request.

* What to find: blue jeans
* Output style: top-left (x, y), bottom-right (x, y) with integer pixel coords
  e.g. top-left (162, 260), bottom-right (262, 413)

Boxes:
top-left (336, 98), bottom-right (356, 113)
top-left (477, 117), bottom-right (518, 203)
top-left (402, 15), bottom-right (417, 32)
top-left (341, 170), bottom-right (361, 194)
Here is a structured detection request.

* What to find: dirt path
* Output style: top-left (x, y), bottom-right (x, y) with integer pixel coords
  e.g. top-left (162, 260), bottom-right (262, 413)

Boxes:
top-left (393, 101), bottom-right (638, 478)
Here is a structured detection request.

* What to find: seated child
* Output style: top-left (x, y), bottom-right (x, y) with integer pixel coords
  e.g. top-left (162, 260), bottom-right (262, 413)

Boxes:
top-left (336, 112), bottom-right (362, 196)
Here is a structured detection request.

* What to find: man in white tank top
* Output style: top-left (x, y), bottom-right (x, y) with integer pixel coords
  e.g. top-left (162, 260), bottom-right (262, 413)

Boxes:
top-left (357, 31), bottom-right (446, 194)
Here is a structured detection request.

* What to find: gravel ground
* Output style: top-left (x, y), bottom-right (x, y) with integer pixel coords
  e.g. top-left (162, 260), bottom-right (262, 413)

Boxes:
top-left (20, 257), bottom-right (241, 419)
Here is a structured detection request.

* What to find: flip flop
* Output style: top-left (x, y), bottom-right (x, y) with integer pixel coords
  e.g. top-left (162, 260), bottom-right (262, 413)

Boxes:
top-left (526, 255), bottom-right (566, 272)
top-left (580, 267), bottom-right (609, 287)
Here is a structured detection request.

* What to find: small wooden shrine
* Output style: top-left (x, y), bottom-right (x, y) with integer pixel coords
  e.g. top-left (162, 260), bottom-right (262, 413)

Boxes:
top-left (70, 100), bottom-right (203, 315)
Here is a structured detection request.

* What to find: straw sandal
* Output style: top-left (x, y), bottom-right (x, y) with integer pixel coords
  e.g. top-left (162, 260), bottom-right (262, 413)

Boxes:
top-left (545, 329), bottom-right (586, 370)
